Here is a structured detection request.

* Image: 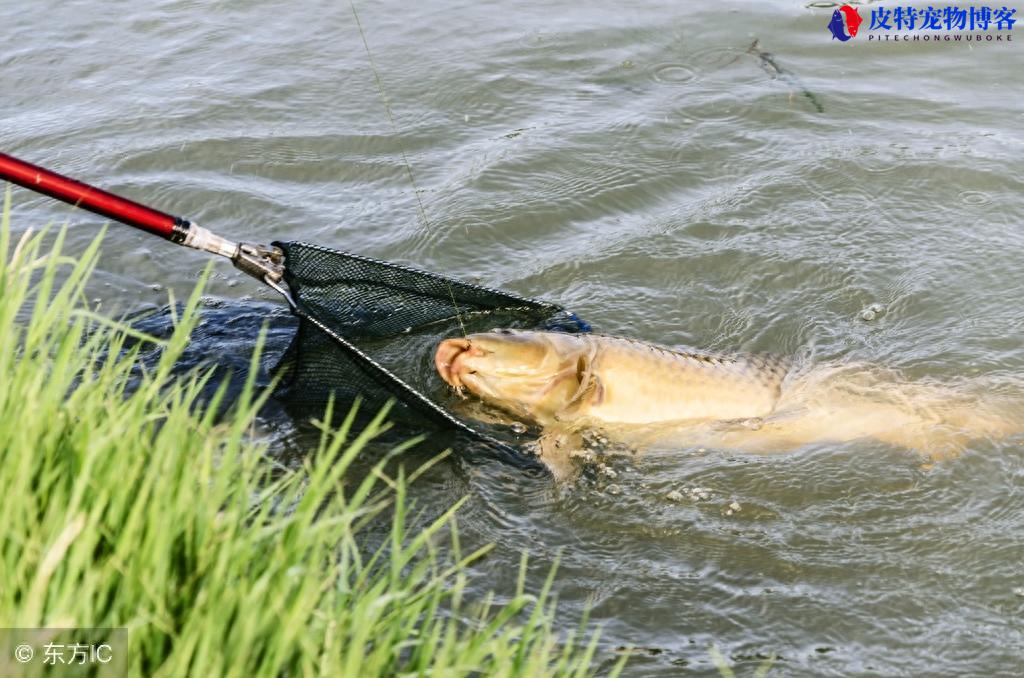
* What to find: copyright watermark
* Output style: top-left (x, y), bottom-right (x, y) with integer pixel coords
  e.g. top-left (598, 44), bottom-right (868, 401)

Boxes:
top-left (2, 629), bottom-right (125, 676)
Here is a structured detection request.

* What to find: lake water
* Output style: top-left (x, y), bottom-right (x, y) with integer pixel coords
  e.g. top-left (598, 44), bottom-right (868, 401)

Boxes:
top-left (4, 0), bottom-right (1024, 674)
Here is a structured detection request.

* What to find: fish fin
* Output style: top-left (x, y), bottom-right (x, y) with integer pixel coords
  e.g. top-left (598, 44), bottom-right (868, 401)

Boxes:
top-left (588, 374), bottom-right (605, 406)
top-left (565, 373), bottom-right (602, 410)
top-left (536, 427), bottom-right (584, 482)
top-left (556, 351), bottom-right (603, 420)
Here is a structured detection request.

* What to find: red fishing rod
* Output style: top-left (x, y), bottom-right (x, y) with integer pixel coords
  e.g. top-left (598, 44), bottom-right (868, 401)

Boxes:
top-left (0, 151), bottom-right (284, 286)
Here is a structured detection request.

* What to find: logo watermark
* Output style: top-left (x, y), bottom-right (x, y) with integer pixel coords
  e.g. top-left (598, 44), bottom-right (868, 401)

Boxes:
top-left (828, 5), bottom-right (1017, 43)
top-left (828, 5), bottom-right (864, 40)
top-left (2, 629), bottom-right (126, 676)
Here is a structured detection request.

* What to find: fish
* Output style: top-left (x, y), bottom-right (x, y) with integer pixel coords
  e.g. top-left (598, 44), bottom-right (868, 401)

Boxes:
top-left (840, 5), bottom-right (863, 37)
top-left (827, 9), bottom-right (852, 42)
top-left (435, 330), bottom-right (1021, 478)
top-left (436, 330), bottom-right (790, 426)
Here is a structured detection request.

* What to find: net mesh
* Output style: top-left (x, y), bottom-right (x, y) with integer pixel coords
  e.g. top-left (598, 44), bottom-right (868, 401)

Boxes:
top-left (272, 241), bottom-right (589, 466)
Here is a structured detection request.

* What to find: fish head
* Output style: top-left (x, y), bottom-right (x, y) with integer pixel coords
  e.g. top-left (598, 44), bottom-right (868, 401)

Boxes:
top-left (435, 329), bottom-right (591, 422)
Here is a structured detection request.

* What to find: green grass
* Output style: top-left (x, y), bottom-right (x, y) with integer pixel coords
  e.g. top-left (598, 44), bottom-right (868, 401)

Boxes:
top-left (0, 190), bottom-right (618, 677)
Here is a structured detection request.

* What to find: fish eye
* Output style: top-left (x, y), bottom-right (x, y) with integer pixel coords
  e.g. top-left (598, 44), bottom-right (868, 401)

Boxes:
top-left (493, 328), bottom-right (514, 335)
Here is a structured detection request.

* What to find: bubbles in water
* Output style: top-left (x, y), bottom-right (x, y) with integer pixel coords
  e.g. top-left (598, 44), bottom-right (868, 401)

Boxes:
top-left (666, 486), bottom-right (713, 502)
top-left (571, 448), bottom-right (597, 462)
top-left (859, 302), bottom-right (886, 322)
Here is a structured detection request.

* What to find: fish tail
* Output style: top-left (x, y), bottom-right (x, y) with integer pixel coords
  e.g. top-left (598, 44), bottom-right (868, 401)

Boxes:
top-left (764, 370), bottom-right (1024, 458)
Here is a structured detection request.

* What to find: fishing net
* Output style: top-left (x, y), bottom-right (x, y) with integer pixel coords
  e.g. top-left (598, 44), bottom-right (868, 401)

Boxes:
top-left (271, 241), bottom-right (590, 468)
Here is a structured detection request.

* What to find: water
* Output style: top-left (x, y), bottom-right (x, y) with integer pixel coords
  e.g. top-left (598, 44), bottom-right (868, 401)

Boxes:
top-left (5, 0), bottom-right (1024, 674)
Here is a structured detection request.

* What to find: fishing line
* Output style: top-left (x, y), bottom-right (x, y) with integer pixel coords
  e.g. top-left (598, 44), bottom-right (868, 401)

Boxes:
top-left (349, 0), bottom-right (431, 231)
top-left (446, 281), bottom-right (469, 338)
top-left (349, 1), bottom-right (468, 336)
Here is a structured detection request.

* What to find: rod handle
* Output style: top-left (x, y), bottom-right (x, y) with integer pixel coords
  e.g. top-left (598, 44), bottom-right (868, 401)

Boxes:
top-left (0, 152), bottom-right (188, 242)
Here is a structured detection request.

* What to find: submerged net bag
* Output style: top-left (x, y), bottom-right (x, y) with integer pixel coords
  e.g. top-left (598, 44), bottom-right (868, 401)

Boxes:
top-left (272, 241), bottom-right (590, 466)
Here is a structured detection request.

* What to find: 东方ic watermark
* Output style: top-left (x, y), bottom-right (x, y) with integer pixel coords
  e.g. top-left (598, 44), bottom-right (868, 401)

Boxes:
top-left (2, 628), bottom-right (126, 676)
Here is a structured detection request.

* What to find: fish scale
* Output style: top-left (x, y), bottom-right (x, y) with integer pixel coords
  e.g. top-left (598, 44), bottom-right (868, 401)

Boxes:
top-left (578, 334), bottom-right (791, 424)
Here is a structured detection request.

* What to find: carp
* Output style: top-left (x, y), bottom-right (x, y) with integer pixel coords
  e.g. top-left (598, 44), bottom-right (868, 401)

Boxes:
top-left (435, 330), bottom-right (1020, 478)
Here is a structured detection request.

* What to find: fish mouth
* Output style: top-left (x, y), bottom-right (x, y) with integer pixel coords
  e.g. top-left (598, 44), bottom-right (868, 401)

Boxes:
top-left (435, 338), bottom-right (474, 390)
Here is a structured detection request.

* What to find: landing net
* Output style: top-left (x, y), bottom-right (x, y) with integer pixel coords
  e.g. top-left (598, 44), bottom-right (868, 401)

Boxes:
top-left (272, 241), bottom-right (590, 468)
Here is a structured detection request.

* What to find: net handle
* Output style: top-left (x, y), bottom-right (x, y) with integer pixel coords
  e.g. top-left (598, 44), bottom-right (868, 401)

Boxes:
top-left (0, 151), bottom-right (284, 283)
top-left (0, 151), bottom-right (191, 241)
